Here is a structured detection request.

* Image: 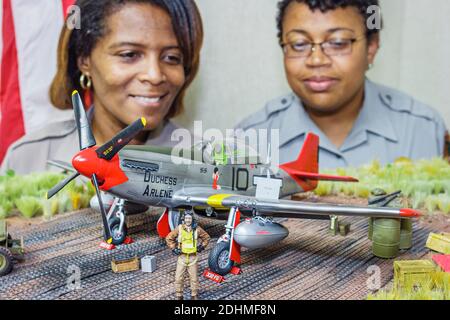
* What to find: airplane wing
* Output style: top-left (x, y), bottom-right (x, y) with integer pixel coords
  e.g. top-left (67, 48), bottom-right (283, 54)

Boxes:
top-left (173, 189), bottom-right (420, 219)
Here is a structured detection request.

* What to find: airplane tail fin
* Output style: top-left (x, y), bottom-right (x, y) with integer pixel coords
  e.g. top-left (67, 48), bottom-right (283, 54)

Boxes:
top-left (279, 133), bottom-right (358, 192)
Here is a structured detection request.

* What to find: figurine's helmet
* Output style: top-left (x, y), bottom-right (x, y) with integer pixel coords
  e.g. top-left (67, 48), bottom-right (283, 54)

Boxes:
top-left (183, 210), bottom-right (197, 228)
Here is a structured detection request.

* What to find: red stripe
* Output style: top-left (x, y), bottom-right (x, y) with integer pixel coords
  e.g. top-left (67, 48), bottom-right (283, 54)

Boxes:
top-left (0, 0), bottom-right (25, 165)
top-left (62, 0), bottom-right (76, 19)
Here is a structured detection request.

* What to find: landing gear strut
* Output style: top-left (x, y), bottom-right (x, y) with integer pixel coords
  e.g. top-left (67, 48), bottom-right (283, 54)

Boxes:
top-left (208, 207), bottom-right (241, 276)
top-left (106, 198), bottom-right (128, 245)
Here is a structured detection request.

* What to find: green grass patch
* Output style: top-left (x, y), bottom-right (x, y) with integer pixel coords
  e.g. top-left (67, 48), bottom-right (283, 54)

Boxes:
top-left (0, 171), bottom-right (95, 219)
top-left (314, 158), bottom-right (450, 214)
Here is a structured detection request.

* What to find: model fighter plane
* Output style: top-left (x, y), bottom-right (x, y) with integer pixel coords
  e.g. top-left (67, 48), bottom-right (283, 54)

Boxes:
top-left (47, 91), bottom-right (421, 275)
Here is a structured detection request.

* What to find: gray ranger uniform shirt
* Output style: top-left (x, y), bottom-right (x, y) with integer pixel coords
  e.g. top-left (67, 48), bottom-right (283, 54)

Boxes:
top-left (236, 79), bottom-right (447, 169)
top-left (1, 107), bottom-right (183, 175)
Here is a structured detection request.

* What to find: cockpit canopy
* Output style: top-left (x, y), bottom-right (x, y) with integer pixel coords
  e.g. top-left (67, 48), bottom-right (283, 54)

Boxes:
top-left (193, 138), bottom-right (262, 165)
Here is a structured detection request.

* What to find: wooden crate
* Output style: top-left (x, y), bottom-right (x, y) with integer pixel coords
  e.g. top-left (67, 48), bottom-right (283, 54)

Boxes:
top-left (339, 222), bottom-right (351, 236)
top-left (426, 233), bottom-right (450, 254)
top-left (394, 260), bottom-right (436, 289)
top-left (111, 257), bottom-right (140, 273)
top-left (329, 215), bottom-right (339, 236)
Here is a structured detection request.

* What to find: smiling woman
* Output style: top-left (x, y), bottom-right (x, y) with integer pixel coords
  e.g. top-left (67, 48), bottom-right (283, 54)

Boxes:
top-left (1, 0), bottom-right (203, 175)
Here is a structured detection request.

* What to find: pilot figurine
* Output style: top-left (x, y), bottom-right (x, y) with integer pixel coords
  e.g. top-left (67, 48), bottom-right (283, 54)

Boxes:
top-left (165, 210), bottom-right (210, 300)
top-left (235, 0), bottom-right (448, 169)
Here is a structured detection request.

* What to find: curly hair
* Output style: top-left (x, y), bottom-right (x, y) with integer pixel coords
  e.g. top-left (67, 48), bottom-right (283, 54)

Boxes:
top-left (50, 0), bottom-right (203, 119)
top-left (276, 0), bottom-right (382, 44)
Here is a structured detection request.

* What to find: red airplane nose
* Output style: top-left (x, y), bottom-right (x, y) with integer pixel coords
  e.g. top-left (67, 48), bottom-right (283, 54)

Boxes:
top-left (72, 148), bottom-right (101, 178)
top-left (72, 147), bottom-right (128, 191)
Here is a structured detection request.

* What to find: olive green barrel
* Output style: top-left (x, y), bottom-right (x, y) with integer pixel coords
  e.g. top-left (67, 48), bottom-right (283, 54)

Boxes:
top-left (368, 217), bottom-right (373, 240)
top-left (399, 218), bottom-right (413, 250)
top-left (372, 218), bottom-right (401, 258)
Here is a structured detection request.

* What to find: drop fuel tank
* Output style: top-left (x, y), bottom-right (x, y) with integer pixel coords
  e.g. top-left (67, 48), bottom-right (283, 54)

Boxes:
top-left (234, 217), bottom-right (289, 249)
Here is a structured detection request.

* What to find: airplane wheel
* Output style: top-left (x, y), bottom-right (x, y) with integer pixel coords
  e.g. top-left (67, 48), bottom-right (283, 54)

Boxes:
top-left (0, 247), bottom-right (13, 277)
top-left (108, 217), bottom-right (128, 245)
top-left (208, 241), bottom-right (234, 276)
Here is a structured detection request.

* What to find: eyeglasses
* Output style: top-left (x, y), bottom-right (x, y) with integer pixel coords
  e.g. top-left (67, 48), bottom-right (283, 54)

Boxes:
top-left (281, 36), bottom-right (366, 58)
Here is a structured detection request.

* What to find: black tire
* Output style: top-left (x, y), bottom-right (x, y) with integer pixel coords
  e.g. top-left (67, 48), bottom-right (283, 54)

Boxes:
top-left (0, 247), bottom-right (13, 277)
top-left (108, 217), bottom-right (128, 245)
top-left (208, 241), bottom-right (234, 276)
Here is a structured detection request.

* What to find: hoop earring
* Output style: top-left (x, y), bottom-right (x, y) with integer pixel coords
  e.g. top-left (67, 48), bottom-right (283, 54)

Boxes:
top-left (80, 74), bottom-right (93, 107)
top-left (80, 74), bottom-right (92, 90)
top-left (368, 63), bottom-right (374, 70)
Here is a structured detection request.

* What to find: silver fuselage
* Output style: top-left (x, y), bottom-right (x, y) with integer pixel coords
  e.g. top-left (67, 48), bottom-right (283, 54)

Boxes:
top-left (107, 147), bottom-right (302, 210)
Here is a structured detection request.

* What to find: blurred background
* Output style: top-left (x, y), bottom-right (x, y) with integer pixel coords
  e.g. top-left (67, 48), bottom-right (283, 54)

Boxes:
top-left (1, 0), bottom-right (449, 161)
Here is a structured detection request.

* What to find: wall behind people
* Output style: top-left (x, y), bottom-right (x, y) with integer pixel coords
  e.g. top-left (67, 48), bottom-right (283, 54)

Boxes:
top-left (177, 0), bottom-right (450, 132)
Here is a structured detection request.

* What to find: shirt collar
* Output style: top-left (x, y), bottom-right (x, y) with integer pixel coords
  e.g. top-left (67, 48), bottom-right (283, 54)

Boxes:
top-left (279, 78), bottom-right (398, 155)
top-left (355, 79), bottom-right (398, 142)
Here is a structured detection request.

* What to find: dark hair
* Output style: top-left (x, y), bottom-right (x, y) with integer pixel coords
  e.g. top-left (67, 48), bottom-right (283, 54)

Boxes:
top-left (276, 0), bottom-right (382, 45)
top-left (50, 0), bottom-right (203, 119)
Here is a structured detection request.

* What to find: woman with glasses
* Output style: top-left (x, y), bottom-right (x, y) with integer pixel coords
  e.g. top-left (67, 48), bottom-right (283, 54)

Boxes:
top-left (1, 0), bottom-right (203, 175)
top-left (236, 0), bottom-right (447, 169)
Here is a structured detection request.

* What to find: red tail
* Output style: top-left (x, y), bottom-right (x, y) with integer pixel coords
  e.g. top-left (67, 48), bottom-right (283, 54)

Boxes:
top-left (279, 133), bottom-right (358, 192)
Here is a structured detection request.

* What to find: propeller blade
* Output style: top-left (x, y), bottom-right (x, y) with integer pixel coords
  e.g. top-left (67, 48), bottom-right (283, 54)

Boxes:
top-left (46, 172), bottom-right (80, 199)
top-left (72, 90), bottom-right (96, 150)
top-left (91, 174), bottom-right (113, 242)
top-left (96, 117), bottom-right (147, 160)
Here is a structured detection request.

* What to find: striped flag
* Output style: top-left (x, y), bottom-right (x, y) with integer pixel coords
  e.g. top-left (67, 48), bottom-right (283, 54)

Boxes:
top-left (0, 0), bottom-right (75, 165)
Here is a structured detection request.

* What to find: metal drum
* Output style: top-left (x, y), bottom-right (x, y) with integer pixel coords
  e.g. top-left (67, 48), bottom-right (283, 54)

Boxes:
top-left (368, 217), bottom-right (373, 240)
top-left (372, 218), bottom-right (401, 259)
top-left (399, 218), bottom-right (413, 250)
